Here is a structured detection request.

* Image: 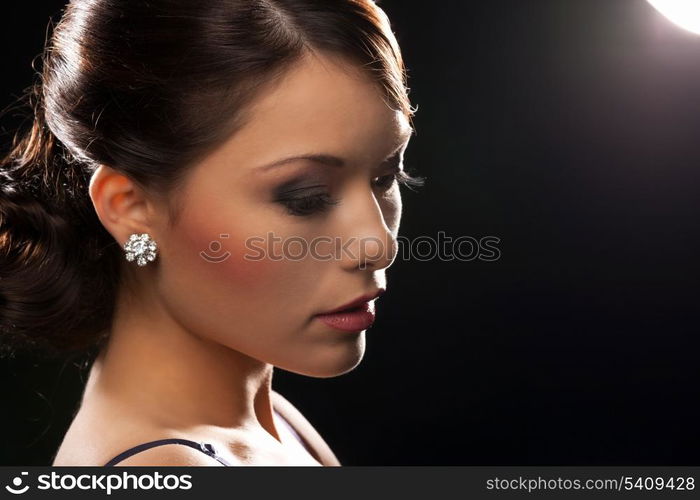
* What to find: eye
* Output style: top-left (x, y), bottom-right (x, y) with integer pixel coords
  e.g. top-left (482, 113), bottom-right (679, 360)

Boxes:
top-left (276, 192), bottom-right (340, 217)
top-left (373, 173), bottom-right (399, 190)
top-left (373, 170), bottom-right (426, 191)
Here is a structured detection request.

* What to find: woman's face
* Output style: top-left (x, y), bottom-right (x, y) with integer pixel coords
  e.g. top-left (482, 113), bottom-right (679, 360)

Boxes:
top-left (156, 52), bottom-right (412, 377)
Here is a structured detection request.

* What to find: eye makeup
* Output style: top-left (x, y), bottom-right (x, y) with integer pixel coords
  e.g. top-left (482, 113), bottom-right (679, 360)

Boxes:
top-left (271, 173), bottom-right (339, 217)
top-left (267, 141), bottom-right (424, 218)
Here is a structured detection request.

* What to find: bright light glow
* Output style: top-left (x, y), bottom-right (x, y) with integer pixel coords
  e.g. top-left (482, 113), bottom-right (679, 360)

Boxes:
top-left (647, 0), bottom-right (700, 35)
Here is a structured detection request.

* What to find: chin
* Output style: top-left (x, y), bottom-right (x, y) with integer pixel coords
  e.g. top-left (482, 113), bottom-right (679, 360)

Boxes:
top-left (279, 335), bottom-right (367, 378)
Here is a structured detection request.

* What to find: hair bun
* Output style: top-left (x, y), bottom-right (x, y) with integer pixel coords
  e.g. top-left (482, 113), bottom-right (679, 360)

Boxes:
top-left (0, 119), bottom-right (118, 359)
top-left (0, 163), bottom-right (115, 358)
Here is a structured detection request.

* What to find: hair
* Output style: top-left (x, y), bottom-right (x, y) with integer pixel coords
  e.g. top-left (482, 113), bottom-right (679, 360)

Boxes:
top-left (0, 0), bottom-right (417, 359)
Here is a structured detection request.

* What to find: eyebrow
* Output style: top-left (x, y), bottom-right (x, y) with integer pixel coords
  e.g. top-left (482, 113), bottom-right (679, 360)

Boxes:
top-left (254, 126), bottom-right (413, 173)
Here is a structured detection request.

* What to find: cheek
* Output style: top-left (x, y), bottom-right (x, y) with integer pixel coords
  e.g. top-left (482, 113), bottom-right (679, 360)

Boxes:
top-left (169, 204), bottom-right (280, 293)
top-left (171, 207), bottom-right (321, 302)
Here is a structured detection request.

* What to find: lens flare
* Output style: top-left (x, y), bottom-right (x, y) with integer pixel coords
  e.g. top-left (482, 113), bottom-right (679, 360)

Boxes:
top-left (648, 0), bottom-right (700, 35)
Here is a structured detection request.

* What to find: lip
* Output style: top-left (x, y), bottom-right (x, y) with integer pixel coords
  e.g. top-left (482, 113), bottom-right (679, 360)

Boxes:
top-left (317, 288), bottom-right (386, 315)
top-left (313, 288), bottom-right (386, 333)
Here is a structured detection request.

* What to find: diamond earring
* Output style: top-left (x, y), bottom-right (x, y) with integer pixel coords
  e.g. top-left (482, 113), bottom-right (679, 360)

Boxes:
top-left (124, 232), bottom-right (158, 266)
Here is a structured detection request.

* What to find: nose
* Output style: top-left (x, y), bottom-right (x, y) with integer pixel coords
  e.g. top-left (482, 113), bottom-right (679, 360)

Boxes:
top-left (337, 189), bottom-right (399, 271)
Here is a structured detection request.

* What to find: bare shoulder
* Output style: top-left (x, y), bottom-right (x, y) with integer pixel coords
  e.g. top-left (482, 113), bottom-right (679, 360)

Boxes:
top-left (52, 406), bottom-right (244, 467)
top-left (271, 389), bottom-right (341, 466)
top-left (54, 429), bottom-right (244, 467)
top-left (107, 443), bottom-right (242, 467)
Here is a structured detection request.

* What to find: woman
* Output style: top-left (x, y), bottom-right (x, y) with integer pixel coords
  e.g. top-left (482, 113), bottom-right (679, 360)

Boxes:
top-left (0, 0), bottom-right (424, 466)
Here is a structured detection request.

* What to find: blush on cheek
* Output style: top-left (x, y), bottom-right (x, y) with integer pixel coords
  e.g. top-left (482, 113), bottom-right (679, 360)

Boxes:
top-left (183, 222), bottom-right (279, 290)
top-left (220, 239), bottom-right (278, 288)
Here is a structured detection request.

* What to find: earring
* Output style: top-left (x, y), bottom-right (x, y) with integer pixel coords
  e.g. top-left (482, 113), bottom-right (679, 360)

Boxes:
top-left (124, 232), bottom-right (158, 267)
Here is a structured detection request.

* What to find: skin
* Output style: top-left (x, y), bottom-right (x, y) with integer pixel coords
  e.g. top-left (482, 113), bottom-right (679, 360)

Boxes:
top-left (52, 50), bottom-right (413, 466)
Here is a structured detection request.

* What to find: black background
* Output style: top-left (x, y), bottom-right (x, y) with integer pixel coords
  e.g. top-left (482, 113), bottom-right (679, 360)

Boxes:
top-left (1, 0), bottom-right (699, 465)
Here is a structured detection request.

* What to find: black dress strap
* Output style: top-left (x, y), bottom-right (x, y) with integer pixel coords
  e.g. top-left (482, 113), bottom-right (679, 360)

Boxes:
top-left (103, 438), bottom-right (234, 466)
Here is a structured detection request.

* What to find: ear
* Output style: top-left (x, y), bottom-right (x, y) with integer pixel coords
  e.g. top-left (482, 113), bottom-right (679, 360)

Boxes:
top-left (88, 164), bottom-right (160, 247)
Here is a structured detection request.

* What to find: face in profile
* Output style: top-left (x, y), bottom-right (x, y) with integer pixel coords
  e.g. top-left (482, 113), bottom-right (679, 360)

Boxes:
top-left (149, 51), bottom-right (413, 378)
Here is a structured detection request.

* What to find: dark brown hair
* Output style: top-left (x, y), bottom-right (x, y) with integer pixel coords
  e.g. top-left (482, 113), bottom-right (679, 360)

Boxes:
top-left (0, 0), bottom-right (417, 358)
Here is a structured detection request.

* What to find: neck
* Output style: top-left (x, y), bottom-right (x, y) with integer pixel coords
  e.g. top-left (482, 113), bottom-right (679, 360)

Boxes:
top-left (82, 276), bottom-right (280, 442)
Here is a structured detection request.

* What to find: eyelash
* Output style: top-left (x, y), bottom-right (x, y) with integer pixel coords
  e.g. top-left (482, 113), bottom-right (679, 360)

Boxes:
top-left (278, 192), bottom-right (340, 217)
top-left (277, 170), bottom-right (426, 217)
top-left (374, 169), bottom-right (426, 191)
